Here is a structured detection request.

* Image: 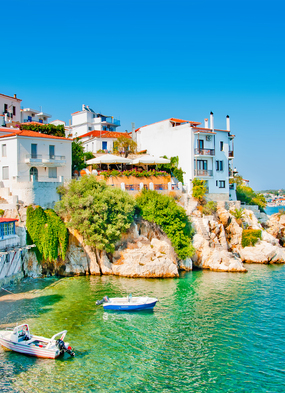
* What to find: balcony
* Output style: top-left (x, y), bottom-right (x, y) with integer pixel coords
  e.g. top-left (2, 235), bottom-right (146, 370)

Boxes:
top-left (103, 117), bottom-right (121, 126)
top-left (25, 154), bottom-right (66, 167)
top-left (229, 183), bottom-right (235, 190)
top-left (194, 148), bottom-right (215, 156)
top-left (229, 151), bottom-right (234, 158)
top-left (194, 169), bottom-right (213, 177)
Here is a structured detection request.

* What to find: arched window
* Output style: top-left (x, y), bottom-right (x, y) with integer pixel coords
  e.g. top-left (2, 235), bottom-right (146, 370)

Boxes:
top-left (30, 167), bottom-right (38, 181)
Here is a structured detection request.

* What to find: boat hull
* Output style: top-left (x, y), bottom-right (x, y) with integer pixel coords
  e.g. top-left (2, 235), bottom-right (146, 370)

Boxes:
top-left (0, 337), bottom-right (61, 359)
top-left (103, 298), bottom-right (157, 311)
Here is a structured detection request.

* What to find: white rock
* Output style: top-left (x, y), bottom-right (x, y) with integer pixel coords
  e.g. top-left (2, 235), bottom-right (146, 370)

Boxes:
top-left (239, 240), bottom-right (285, 264)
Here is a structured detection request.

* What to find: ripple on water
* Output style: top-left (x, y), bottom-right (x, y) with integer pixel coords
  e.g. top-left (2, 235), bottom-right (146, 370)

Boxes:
top-left (0, 265), bottom-right (285, 392)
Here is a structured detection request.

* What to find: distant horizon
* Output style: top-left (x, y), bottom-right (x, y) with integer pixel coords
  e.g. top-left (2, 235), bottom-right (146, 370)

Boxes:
top-left (1, 0), bottom-right (284, 190)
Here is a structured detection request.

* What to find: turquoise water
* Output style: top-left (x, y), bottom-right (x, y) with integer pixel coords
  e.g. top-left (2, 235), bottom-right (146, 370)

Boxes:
top-left (1, 265), bottom-right (285, 392)
top-left (265, 206), bottom-right (285, 215)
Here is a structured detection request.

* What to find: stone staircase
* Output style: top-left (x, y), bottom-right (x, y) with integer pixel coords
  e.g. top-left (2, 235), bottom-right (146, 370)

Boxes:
top-left (196, 218), bottom-right (210, 240)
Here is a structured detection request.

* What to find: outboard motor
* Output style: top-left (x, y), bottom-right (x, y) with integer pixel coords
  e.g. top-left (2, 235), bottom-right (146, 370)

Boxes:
top-left (56, 339), bottom-right (75, 357)
top-left (96, 296), bottom-right (110, 305)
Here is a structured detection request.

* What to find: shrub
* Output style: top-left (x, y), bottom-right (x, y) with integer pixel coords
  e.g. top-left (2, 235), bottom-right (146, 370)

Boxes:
top-left (202, 201), bottom-right (217, 216)
top-left (230, 208), bottom-right (245, 220)
top-left (241, 229), bottom-right (262, 248)
top-left (20, 123), bottom-right (65, 137)
top-left (136, 190), bottom-right (195, 259)
top-left (0, 209), bottom-right (4, 216)
top-left (278, 208), bottom-right (285, 217)
top-left (26, 206), bottom-right (69, 262)
top-left (192, 178), bottom-right (207, 202)
top-left (157, 156), bottom-right (185, 184)
top-left (236, 185), bottom-right (266, 212)
top-left (56, 175), bottom-right (136, 254)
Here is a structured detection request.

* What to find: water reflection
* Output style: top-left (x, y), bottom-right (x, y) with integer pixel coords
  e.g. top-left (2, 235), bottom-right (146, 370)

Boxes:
top-left (0, 265), bottom-right (285, 392)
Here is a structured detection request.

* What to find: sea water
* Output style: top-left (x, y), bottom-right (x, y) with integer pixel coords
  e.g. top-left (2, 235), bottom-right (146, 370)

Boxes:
top-left (265, 206), bottom-right (285, 216)
top-left (0, 265), bottom-right (285, 392)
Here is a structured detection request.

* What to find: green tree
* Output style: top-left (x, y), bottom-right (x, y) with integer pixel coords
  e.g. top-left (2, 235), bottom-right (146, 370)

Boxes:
top-left (84, 152), bottom-right (95, 161)
top-left (114, 135), bottom-right (137, 157)
top-left (236, 185), bottom-right (266, 212)
top-left (20, 123), bottom-right (65, 137)
top-left (192, 178), bottom-right (207, 202)
top-left (72, 139), bottom-right (85, 172)
top-left (157, 156), bottom-right (185, 183)
top-left (136, 190), bottom-right (195, 259)
top-left (55, 175), bottom-right (136, 254)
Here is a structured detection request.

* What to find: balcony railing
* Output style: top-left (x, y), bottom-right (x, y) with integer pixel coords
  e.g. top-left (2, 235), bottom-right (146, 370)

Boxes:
top-left (229, 151), bottom-right (234, 158)
top-left (104, 117), bottom-right (121, 126)
top-left (194, 148), bottom-right (215, 156)
top-left (194, 169), bottom-right (213, 177)
top-left (26, 154), bottom-right (42, 160)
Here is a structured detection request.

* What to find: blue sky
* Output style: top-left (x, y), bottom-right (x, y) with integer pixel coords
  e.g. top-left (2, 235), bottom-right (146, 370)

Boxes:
top-left (1, 0), bottom-right (285, 190)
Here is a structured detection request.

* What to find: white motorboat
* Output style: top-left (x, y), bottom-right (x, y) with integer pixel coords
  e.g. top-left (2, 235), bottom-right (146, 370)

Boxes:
top-left (0, 324), bottom-right (75, 359)
top-left (96, 295), bottom-right (158, 311)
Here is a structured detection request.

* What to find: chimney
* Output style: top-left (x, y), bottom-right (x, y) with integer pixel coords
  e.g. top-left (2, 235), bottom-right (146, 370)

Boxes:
top-left (131, 122), bottom-right (136, 141)
top-left (226, 115), bottom-right (230, 131)
top-left (82, 104), bottom-right (85, 111)
top-left (14, 94), bottom-right (17, 99)
top-left (210, 112), bottom-right (214, 130)
top-left (204, 118), bottom-right (209, 128)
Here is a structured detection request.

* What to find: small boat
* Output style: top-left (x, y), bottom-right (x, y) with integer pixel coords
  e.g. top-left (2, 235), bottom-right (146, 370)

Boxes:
top-left (96, 295), bottom-right (158, 311)
top-left (0, 324), bottom-right (75, 359)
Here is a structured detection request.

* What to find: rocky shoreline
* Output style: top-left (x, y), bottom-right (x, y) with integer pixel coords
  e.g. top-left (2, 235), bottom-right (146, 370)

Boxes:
top-left (6, 200), bottom-right (285, 281)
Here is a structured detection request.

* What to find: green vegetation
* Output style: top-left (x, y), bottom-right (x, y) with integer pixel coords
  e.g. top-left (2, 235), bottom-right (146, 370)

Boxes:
top-left (72, 138), bottom-right (85, 172)
top-left (84, 152), bottom-right (95, 161)
top-left (202, 201), bottom-right (217, 216)
top-left (56, 175), bottom-right (136, 253)
top-left (100, 169), bottom-right (169, 179)
top-left (278, 208), bottom-right (285, 216)
top-left (157, 156), bottom-right (185, 184)
top-left (241, 229), bottom-right (262, 248)
top-left (113, 135), bottom-right (137, 157)
top-left (230, 207), bottom-right (245, 220)
top-left (20, 123), bottom-right (65, 137)
top-left (192, 178), bottom-right (207, 202)
top-left (136, 190), bottom-right (195, 259)
top-left (236, 185), bottom-right (266, 212)
top-left (0, 209), bottom-right (4, 216)
top-left (26, 206), bottom-right (69, 262)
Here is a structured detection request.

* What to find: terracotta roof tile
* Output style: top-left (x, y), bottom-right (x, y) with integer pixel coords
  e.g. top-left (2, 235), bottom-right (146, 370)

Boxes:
top-left (135, 118), bottom-right (201, 132)
top-left (79, 130), bottom-right (131, 139)
top-left (0, 130), bottom-right (71, 141)
top-left (0, 218), bottom-right (18, 222)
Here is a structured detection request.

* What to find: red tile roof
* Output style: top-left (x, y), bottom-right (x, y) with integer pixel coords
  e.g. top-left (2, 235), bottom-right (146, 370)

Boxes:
top-left (135, 118), bottom-right (201, 132)
top-left (0, 130), bottom-right (71, 141)
top-left (0, 93), bottom-right (22, 102)
top-left (71, 111), bottom-right (81, 115)
top-left (79, 130), bottom-right (131, 139)
top-left (0, 218), bottom-right (18, 222)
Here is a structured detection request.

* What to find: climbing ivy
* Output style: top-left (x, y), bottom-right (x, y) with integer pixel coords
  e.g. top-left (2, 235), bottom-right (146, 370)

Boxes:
top-left (26, 206), bottom-right (69, 263)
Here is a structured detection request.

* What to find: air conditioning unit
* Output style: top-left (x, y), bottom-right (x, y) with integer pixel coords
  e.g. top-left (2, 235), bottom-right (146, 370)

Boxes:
top-left (206, 135), bottom-right (212, 141)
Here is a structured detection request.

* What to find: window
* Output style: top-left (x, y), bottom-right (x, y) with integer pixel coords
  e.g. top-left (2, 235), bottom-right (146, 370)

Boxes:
top-left (4, 104), bottom-right (8, 113)
top-left (30, 167), bottom-right (38, 181)
top-left (2, 144), bottom-right (6, 157)
top-left (102, 141), bottom-right (107, 150)
top-left (88, 127), bottom-right (92, 131)
top-left (220, 141), bottom-right (224, 151)
top-left (198, 139), bottom-right (204, 150)
top-left (219, 181), bottom-right (225, 188)
top-left (31, 144), bottom-right (37, 159)
top-left (3, 223), bottom-right (14, 237)
top-left (48, 167), bottom-right (57, 178)
top-left (49, 145), bottom-right (55, 159)
top-left (13, 106), bottom-right (16, 116)
top-left (196, 160), bottom-right (207, 170)
top-left (216, 160), bottom-right (223, 171)
top-left (92, 142), bottom-right (94, 152)
top-left (2, 166), bottom-right (9, 180)
top-left (28, 116), bottom-right (32, 122)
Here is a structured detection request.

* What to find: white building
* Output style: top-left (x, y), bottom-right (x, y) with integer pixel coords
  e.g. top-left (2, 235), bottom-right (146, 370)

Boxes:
top-left (136, 113), bottom-right (235, 201)
top-left (0, 93), bottom-right (22, 126)
top-left (0, 128), bottom-right (72, 208)
top-left (20, 108), bottom-right (51, 124)
top-left (79, 130), bottom-right (131, 153)
top-left (70, 105), bottom-right (121, 138)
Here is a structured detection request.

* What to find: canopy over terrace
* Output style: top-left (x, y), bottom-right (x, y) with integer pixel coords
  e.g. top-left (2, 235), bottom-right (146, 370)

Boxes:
top-left (86, 154), bottom-right (132, 165)
top-left (131, 155), bottom-right (170, 165)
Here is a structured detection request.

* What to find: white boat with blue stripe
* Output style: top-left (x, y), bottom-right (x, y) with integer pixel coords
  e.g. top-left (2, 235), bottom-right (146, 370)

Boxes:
top-left (96, 295), bottom-right (158, 311)
top-left (0, 324), bottom-right (75, 359)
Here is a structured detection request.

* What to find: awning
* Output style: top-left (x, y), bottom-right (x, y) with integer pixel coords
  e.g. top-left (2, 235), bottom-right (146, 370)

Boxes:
top-left (131, 155), bottom-right (170, 165)
top-left (86, 154), bottom-right (132, 165)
